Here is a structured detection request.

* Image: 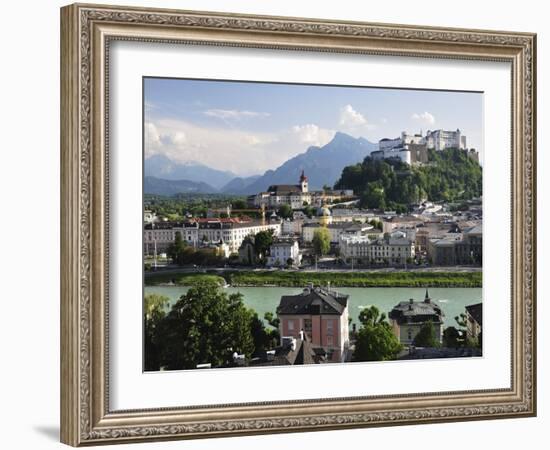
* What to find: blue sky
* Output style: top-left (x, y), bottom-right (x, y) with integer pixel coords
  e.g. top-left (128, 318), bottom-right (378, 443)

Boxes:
top-left (144, 77), bottom-right (483, 176)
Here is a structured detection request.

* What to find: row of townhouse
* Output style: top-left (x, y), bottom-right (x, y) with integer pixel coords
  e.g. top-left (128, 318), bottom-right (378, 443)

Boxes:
top-left (144, 218), bottom-right (281, 256)
top-left (339, 231), bottom-right (415, 265)
top-left (427, 225), bottom-right (482, 265)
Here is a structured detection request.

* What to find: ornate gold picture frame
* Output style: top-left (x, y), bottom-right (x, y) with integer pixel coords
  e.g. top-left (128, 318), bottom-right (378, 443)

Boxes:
top-left (60, 3), bottom-right (536, 446)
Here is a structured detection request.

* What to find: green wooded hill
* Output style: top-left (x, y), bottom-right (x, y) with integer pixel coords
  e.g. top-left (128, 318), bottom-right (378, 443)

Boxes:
top-left (334, 148), bottom-right (482, 212)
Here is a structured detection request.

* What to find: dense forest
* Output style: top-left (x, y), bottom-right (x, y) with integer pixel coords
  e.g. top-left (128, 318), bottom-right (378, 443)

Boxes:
top-left (334, 148), bottom-right (482, 212)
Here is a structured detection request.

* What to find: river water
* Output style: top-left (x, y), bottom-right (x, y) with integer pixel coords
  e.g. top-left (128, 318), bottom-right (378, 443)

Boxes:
top-left (144, 286), bottom-right (482, 328)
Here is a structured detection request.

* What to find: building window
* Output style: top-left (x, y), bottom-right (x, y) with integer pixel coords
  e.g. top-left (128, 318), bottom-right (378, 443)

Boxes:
top-left (326, 335), bottom-right (333, 346)
top-left (326, 319), bottom-right (333, 334)
top-left (288, 320), bottom-right (294, 331)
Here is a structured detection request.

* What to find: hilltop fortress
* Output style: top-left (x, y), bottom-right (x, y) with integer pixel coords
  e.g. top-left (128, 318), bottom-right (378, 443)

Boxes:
top-left (371, 129), bottom-right (479, 165)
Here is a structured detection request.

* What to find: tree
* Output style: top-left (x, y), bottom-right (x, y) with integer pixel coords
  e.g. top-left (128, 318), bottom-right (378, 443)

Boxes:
top-left (413, 321), bottom-right (440, 348)
top-left (158, 281), bottom-right (255, 370)
top-left (368, 219), bottom-right (383, 231)
top-left (264, 311), bottom-right (280, 329)
top-left (144, 293), bottom-right (170, 371)
top-left (312, 227), bottom-right (331, 256)
top-left (443, 326), bottom-right (461, 348)
top-left (167, 231), bottom-right (187, 265)
top-left (334, 149), bottom-right (483, 211)
top-left (262, 311), bottom-right (281, 351)
top-left (232, 199), bottom-right (247, 210)
top-left (303, 205), bottom-right (315, 218)
top-left (353, 306), bottom-right (402, 361)
top-left (254, 230), bottom-right (274, 260)
top-left (249, 311), bottom-right (280, 356)
top-left (361, 181), bottom-right (386, 209)
top-left (277, 204), bottom-right (293, 219)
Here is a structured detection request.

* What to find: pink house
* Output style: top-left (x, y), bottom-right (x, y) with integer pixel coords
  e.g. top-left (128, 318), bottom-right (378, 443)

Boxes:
top-left (277, 285), bottom-right (350, 362)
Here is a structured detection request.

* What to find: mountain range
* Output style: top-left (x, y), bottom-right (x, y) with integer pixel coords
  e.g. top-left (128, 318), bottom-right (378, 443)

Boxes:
top-left (144, 154), bottom-right (236, 189)
top-left (144, 176), bottom-right (218, 196)
top-left (233, 132), bottom-right (376, 194)
top-left (144, 132), bottom-right (377, 196)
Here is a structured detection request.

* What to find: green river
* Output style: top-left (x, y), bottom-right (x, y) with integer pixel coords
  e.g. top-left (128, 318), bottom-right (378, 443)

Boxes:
top-left (144, 286), bottom-right (482, 328)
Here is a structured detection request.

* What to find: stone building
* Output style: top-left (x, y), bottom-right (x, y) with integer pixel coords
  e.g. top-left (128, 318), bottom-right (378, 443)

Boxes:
top-left (388, 290), bottom-right (444, 345)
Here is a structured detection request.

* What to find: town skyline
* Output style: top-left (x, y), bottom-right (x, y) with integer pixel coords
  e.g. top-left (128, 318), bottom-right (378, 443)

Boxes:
top-left (144, 77), bottom-right (484, 177)
top-left (143, 78), bottom-right (484, 371)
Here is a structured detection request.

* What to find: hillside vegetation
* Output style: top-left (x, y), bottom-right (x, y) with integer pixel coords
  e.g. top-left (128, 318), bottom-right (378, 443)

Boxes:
top-left (145, 270), bottom-right (482, 288)
top-left (334, 148), bottom-right (482, 212)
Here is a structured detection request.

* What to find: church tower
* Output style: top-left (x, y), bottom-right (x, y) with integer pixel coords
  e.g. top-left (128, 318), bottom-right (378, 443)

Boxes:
top-left (424, 288), bottom-right (431, 303)
top-left (299, 170), bottom-right (308, 193)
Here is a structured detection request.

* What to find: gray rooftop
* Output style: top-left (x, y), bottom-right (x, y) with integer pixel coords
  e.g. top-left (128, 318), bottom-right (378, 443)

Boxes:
top-left (389, 290), bottom-right (444, 324)
top-left (278, 286), bottom-right (348, 316)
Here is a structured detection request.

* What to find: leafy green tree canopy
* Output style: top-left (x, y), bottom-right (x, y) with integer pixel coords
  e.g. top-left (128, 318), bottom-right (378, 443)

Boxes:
top-left (413, 321), bottom-right (441, 348)
top-left (145, 293), bottom-right (169, 322)
top-left (334, 148), bottom-right (482, 210)
top-left (167, 231), bottom-right (187, 264)
top-left (353, 306), bottom-right (402, 361)
top-left (312, 227), bottom-right (331, 256)
top-left (442, 326), bottom-right (461, 348)
top-left (144, 293), bottom-right (170, 371)
top-left (254, 230), bottom-right (274, 259)
top-left (158, 281), bottom-right (255, 370)
top-left (232, 199), bottom-right (247, 210)
top-left (277, 204), bottom-right (293, 219)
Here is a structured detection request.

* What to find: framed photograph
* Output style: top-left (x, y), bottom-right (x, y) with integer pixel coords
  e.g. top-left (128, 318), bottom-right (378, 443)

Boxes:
top-left (60, 3), bottom-right (537, 446)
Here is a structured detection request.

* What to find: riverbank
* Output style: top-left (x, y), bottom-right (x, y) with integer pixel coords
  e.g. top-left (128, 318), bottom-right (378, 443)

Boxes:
top-left (145, 270), bottom-right (482, 288)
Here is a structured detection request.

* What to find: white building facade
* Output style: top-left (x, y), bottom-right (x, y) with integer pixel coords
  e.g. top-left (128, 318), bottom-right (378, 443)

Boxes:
top-left (144, 219), bottom-right (281, 256)
top-left (425, 129), bottom-right (467, 151)
top-left (373, 129), bottom-right (469, 165)
top-left (302, 223), bottom-right (372, 244)
top-left (266, 241), bottom-right (302, 267)
top-left (249, 171), bottom-right (353, 210)
top-left (370, 146), bottom-right (412, 165)
top-left (339, 231), bottom-right (415, 265)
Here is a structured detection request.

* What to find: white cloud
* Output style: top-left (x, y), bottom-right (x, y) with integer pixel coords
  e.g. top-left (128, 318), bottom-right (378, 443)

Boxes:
top-left (339, 104), bottom-right (368, 128)
top-left (291, 124), bottom-right (335, 146)
top-left (337, 104), bottom-right (378, 140)
top-left (244, 135), bottom-right (261, 146)
top-left (203, 109), bottom-right (270, 120)
top-left (144, 122), bottom-right (162, 153)
top-left (144, 119), bottom-right (334, 176)
top-left (145, 123), bottom-right (188, 157)
top-left (411, 111), bottom-right (436, 125)
top-left (163, 131), bottom-right (187, 146)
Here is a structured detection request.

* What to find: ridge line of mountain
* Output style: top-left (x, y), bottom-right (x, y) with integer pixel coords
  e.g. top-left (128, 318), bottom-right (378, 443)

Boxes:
top-left (144, 132), bottom-right (377, 196)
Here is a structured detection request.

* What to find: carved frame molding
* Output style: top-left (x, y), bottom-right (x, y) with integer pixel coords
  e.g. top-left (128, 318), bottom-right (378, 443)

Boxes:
top-left (60, 3), bottom-right (536, 446)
